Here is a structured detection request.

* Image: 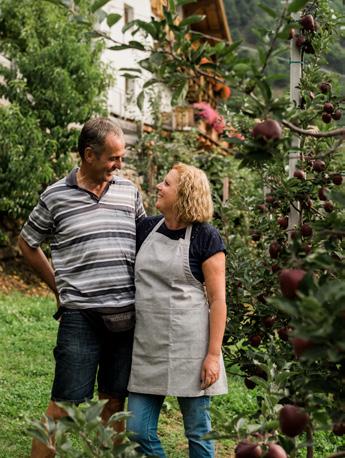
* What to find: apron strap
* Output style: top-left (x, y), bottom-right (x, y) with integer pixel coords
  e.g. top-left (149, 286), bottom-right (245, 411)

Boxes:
top-left (185, 224), bottom-right (192, 242)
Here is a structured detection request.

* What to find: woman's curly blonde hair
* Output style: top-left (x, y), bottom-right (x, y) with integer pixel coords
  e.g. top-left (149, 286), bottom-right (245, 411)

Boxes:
top-left (172, 163), bottom-right (213, 224)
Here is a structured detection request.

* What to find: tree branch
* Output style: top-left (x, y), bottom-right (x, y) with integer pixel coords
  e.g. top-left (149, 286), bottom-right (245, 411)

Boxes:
top-left (282, 120), bottom-right (345, 138)
top-left (326, 453), bottom-right (345, 458)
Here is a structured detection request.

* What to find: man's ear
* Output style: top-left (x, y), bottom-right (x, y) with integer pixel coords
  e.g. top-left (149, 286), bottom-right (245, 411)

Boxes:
top-left (84, 147), bottom-right (95, 164)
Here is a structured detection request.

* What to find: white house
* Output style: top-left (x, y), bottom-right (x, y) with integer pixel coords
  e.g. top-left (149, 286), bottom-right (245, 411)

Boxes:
top-left (99, 0), bottom-right (231, 145)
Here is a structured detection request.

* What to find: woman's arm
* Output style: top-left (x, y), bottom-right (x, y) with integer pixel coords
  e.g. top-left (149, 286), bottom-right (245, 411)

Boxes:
top-left (200, 251), bottom-right (227, 389)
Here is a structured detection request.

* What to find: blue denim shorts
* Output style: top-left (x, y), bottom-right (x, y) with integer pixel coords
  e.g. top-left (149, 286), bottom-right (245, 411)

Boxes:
top-left (51, 309), bottom-right (133, 404)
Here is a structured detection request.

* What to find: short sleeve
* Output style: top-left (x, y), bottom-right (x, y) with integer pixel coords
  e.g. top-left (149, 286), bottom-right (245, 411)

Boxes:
top-left (20, 198), bottom-right (54, 248)
top-left (191, 223), bottom-right (226, 264)
top-left (135, 189), bottom-right (146, 224)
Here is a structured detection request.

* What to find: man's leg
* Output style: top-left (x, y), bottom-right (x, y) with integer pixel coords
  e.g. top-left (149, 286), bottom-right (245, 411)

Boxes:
top-left (30, 401), bottom-right (67, 458)
top-left (31, 310), bottom-right (100, 457)
top-left (99, 392), bottom-right (125, 433)
top-left (97, 329), bottom-right (134, 437)
top-left (127, 392), bottom-right (166, 458)
top-left (178, 396), bottom-right (214, 458)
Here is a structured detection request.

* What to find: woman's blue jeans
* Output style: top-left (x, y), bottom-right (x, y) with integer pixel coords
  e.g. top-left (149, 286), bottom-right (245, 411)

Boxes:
top-left (127, 393), bottom-right (214, 458)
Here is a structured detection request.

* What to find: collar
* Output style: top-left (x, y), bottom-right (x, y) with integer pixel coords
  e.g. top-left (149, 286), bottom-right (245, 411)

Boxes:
top-left (65, 168), bottom-right (116, 189)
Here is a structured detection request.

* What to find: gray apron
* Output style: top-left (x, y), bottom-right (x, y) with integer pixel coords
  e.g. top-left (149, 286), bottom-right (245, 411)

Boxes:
top-left (128, 218), bottom-right (228, 397)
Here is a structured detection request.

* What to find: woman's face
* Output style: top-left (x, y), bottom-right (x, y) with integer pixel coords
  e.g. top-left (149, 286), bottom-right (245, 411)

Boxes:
top-left (156, 169), bottom-right (179, 214)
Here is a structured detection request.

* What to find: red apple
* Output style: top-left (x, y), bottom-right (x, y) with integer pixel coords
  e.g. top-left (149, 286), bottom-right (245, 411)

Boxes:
top-left (279, 405), bottom-right (309, 437)
top-left (277, 216), bottom-right (288, 229)
top-left (295, 35), bottom-right (306, 48)
top-left (300, 14), bottom-right (315, 31)
top-left (293, 169), bottom-right (306, 180)
top-left (249, 335), bottom-right (262, 348)
top-left (323, 102), bottom-right (334, 114)
top-left (244, 377), bottom-right (257, 390)
top-left (269, 241), bottom-right (282, 259)
top-left (319, 82), bottom-right (331, 93)
top-left (322, 112), bottom-right (332, 124)
top-left (300, 223), bottom-right (313, 237)
top-left (265, 443), bottom-right (288, 458)
top-left (318, 187), bottom-right (329, 201)
top-left (262, 315), bottom-right (277, 328)
top-left (279, 269), bottom-right (306, 299)
top-left (278, 326), bottom-right (291, 342)
top-left (291, 337), bottom-right (314, 358)
top-left (257, 203), bottom-right (268, 213)
top-left (323, 201), bottom-right (334, 213)
top-left (332, 422), bottom-right (345, 436)
top-left (312, 159), bottom-right (326, 172)
top-left (251, 231), bottom-right (261, 242)
top-left (271, 264), bottom-right (281, 273)
top-left (331, 173), bottom-right (343, 185)
top-left (332, 109), bottom-right (342, 121)
top-left (235, 441), bottom-right (263, 458)
top-left (252, 119), bottom-right (282, 141)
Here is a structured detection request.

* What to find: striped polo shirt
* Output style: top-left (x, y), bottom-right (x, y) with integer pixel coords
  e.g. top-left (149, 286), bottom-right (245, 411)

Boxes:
top-left (20, 168), bottom-right (146, 310)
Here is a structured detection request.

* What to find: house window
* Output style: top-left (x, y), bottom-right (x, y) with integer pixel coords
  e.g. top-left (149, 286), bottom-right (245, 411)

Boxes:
top-left (125, 77), bottom-right (135, 102)
top-left (124, 4), bottom-right (134, 25)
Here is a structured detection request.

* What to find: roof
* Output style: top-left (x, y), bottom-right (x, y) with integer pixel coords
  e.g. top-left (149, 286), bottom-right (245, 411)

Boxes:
top-left (151, 0), bottom-right (232, 43)
top-left (182, 0), bottom-right (232, 43)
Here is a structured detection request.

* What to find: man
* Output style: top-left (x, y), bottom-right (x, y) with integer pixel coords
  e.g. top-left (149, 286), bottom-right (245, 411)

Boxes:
top-left (18, 117), bottom-right (145, 457)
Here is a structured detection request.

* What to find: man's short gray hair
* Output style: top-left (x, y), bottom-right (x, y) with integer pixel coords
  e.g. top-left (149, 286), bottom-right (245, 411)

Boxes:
top-left (78, 117), bottom-right (124, 159)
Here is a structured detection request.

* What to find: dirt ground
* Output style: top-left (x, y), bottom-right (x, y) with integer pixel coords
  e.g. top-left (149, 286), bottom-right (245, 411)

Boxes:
top-left (0, 257), bottom-right (52, 296)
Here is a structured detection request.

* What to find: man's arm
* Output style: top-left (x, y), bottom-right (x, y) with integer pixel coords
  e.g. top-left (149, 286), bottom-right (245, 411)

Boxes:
top-left (18, 235), bottom-right (59, 304)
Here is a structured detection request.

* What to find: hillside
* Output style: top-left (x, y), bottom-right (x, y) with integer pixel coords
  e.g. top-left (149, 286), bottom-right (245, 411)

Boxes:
top-left (224, 0), bottom-right (345, 76)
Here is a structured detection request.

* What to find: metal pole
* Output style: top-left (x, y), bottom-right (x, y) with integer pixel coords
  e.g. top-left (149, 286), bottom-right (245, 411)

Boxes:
top-left (288, 15), bottom-right (302, 237)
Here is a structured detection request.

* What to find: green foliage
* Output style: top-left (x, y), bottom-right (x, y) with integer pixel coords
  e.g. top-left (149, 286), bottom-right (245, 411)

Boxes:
top-left (224, 0), bottom-right (345, 83)
top-left (28, 402), bottom-right (142, 457)
top-left (0, 0), bottom-right (112, 227)
top-left (0, 106), bottom-right (52, 219)
top-left (110, 3), bottom-right (240, 107)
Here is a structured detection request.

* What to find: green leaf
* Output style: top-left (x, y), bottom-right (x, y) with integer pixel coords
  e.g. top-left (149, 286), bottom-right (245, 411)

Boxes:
top-left (258, 3), bottom-right (277, 18)
top-left (272, 298), bottom-right (299, 317)
top-left (137, 90), bottom-right (145, 110)
top-left (256, 79), bottom-right (272, 102)
top-left (180, 15), bottom-right (205, 27)
top-left (44, 0), bottom-right (73, 9)
top-left (91, 0), bottom-right (111, 13)
top-left (288, 0), bottom-right (309, 13)
top-left (128, 40), bottom-right (146, 51)
top-left (331, 189), bottom-right (345, 207)
top-left (108, 44), bottom-right (132, 51)
top-left (106, 13), bottom-right (121, 27)
top-left (171, 80), bottom-right (188, 106)
top-left (177, 0), bottom-right (197, 6)
top-left (119, 67), bottom-right (142, 73)
top-left (85, 402), bottom-right (105, 423)
top-left (143, 78), bottom-right (159, 89)
top-left (168, 0), bottom-right (176, 13)
top-left (132, 20), bottom-right (158, 38)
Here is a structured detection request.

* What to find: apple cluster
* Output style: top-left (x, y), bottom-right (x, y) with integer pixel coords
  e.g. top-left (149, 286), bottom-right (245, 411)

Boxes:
top-left (316, 82), bottom-right (343, 124)
top-left (290, 14), bottom-right (318, 55)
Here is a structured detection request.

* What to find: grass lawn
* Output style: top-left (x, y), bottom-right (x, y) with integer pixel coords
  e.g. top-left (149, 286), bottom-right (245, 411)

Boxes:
top-left (0, 291), bottom-right (342, 457)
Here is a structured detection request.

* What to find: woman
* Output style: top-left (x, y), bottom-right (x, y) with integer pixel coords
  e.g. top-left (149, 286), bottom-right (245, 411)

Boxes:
top-left (127, 163), bottom-right (228, 458)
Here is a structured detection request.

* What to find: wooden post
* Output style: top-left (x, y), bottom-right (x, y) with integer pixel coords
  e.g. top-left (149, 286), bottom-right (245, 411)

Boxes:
top-left (288, 13), bottom-right (303, 238)
top-left (222, 177), bottom-right (229, 203)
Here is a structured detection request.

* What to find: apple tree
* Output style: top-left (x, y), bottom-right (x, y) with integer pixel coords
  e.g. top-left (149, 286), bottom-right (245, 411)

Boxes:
top-left (48, 0), bottom-right (345, 455)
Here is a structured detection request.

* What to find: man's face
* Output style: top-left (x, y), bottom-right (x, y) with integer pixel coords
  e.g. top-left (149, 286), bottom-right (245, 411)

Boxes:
top-left (90, 133), bottom-right (125, 183)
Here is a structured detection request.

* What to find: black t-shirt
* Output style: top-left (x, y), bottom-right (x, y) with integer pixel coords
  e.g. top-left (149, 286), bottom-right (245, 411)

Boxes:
top-left (136, 215), bottom-right (226, 283)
